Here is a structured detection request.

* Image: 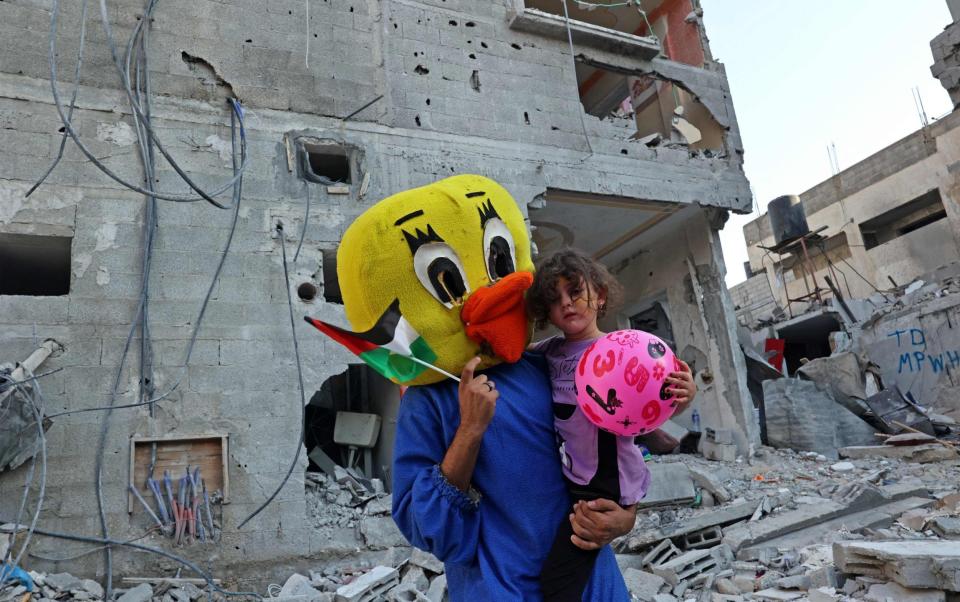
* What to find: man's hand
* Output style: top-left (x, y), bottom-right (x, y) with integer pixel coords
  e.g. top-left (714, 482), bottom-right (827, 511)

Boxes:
top-left (569, 499), bottom-right (636, 550)
top-left (457, 356), bottom-right (498, 437)
top-left (665, 359), bottom-right (696, 414)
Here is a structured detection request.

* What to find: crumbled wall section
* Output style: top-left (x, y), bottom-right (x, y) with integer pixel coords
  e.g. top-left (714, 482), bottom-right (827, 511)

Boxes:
top-left (931, 17), bottom-right (960, 109)
top-left (0, 0), bottom-right (754, 586)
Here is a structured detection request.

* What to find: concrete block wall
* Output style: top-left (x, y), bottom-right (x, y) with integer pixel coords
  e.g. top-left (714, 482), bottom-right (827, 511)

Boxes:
top-left (0, 0), bottom-right (752, 586)
top-left (931, 18), bottom-right (960, 109)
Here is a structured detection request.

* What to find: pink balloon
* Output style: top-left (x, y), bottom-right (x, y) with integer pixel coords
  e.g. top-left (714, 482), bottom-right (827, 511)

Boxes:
top-left (574, 330), bottom-right (681, 436)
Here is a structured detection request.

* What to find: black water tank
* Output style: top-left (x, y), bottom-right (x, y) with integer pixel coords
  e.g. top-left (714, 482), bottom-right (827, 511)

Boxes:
top-left (768, 195), bottom-right (809, 245)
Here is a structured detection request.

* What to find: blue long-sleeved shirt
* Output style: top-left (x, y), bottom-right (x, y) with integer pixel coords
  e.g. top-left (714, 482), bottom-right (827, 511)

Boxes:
top-left (392, 354), bottom-right (630, 601)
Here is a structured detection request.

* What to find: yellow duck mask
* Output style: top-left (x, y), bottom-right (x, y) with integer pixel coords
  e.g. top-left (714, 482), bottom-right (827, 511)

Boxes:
top-left (333, 175), bottom-right (535, 386)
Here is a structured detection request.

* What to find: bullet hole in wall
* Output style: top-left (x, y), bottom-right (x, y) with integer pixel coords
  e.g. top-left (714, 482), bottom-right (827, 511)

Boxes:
top-left (415, 115), bottom-right (422, 127)
top-left (426, 98), bottom-right (431, 105)
top-left (449, 20), bottom-right (457, 26)
top-left (511, 43), bottom-right (522, 50)
top-left (466, 21), bottom-right (475, 27)
top-left (414, 64), bottom-right (429, 75)
top-left (468, 53), bottom-right (476, 59)
top-left (481, 42), bottom-right (488, 48)
top-left (621, 149), bottom-right (628, 155)
top-left (245, 39), bottom-right (252, 43)
top-left (523, 112), bottom-right (530, 125)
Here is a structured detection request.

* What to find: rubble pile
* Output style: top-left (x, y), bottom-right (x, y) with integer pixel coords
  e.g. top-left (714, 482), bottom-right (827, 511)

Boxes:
top-left (610, 444), bottom-right (960, 601)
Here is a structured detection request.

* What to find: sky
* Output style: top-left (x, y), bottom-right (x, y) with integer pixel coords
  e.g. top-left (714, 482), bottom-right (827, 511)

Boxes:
top-left (700, 0), bottom-right (955, 288)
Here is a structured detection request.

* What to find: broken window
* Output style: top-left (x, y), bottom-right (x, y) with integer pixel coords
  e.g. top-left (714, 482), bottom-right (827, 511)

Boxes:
top-left (0, 233), bottom-right (71, 296)
top-left (859, 189), bottom-right (948, 250)
top-left (305, 365), bottom-right (402, 490)
top-left (629, 301), bottom-right (676, 350)
top-left (775, 313), bottom-right (843, 375)
top-left (523, 0), bottom-right (706, 66)
top-left (576, 64), bottom-right (724, 150)
top-left (299, 141), bottom-right (352, 185)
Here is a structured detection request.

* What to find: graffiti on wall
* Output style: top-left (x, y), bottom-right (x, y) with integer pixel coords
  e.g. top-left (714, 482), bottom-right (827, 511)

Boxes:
top-left (887, 328), bottom-right (960, 374)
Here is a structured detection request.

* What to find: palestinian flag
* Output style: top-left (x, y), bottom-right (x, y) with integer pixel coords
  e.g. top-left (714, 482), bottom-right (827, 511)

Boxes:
top-left (304, 300), bottom-right (439, 384)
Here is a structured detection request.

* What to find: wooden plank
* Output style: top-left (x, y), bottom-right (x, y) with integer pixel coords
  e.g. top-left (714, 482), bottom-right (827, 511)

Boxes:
top-left (127, 435), bottom-right (229, 517)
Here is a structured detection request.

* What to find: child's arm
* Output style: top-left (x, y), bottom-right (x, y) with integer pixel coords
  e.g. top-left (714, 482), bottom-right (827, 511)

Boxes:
top-left (665, 359), bottom-right (696, 415)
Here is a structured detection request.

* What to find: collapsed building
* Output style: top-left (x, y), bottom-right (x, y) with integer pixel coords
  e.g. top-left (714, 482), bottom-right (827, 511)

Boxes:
top-left (0, 0), bottom-right (761, 594)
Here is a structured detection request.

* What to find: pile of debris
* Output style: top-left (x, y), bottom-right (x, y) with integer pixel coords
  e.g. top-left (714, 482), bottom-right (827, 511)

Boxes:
top-left (610, 444), bottom-right (960, 601)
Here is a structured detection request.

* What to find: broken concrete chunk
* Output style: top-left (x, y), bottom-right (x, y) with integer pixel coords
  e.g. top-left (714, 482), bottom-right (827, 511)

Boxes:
top-left (638, 463), bottom-right (697, 508)
top-left (359, 516), bottom-right (409, 549)
top-left (687, 464), bottom-right (732, 503)
top-left (641, 538), bottom-right (683, 569)
top-left (930, 516), bottom-right (960, 538)
top-left (80, 579), bottom-right (104, 598)
top-left (400, 565), bottom-right (429, 593)
top-left (834, 540), bottom-right (960, 592)
top-left (751, 588), bottom-right (804, 601)
top-left (335, 566), bottom-right (399, 602)
top-left (701, 440), bottom-right (737, 462)
top-left (622, 567), bottom-right (666, 601)
top-left (830, 461), bottom-right (855, 472)
top-left (864, 581), bottom-right (945, 602)
top-left (117, 583), bottom-right (154, 602)
top-left (43, 573), bottom-right (82, 592)
top-left (280, 573), bottom-right (323, 598)
top-left (722, 501), bottom-right (846, 552)
top-left (807, 586), bottom-right (841, 602)
top-left (839, 444), bottom-right (958, 463)
top-left (409, 547), bottom-right (444, 574)
top-left (425, 574), bottom-right (446, 602)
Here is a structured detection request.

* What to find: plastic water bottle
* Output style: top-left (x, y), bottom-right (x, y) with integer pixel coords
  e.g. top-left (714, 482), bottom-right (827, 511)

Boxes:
top-left (691, 409), bottom-right (701, 433)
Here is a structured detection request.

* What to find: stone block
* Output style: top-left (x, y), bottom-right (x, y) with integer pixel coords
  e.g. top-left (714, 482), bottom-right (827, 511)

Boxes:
top-left (723, 501), bottom-right (846, 552)
top-left (752, 589), bottom-right (803, 601)
top-left (701, 439), bottom-right (737, 462)
top-left (864, 582), bottom-right (945, 602)
top-left (687, 464), bottom-right (732, 503)
top-left (117, 583), bottom-right (154, 602)
top-left (425, 574), bottom-right (446, 602)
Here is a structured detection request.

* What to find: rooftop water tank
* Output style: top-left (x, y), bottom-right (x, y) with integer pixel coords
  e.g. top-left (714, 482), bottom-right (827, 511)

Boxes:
top-left (768, 195), bottom-right (809, 245)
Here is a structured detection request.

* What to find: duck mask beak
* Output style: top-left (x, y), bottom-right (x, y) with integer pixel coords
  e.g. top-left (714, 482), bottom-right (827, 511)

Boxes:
top-left (461, 271), bottom-right (534, 363)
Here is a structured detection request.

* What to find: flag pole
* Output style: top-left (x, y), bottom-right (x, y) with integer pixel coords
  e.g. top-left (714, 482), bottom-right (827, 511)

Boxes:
top-left (404, 355), bottom-right (461, 383)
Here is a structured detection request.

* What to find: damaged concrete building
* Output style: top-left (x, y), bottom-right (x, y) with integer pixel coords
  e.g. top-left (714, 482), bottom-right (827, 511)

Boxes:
top-left (0, 0), bottom-right (759, 592)
top-left (730, 7), bottom-right (960, 438)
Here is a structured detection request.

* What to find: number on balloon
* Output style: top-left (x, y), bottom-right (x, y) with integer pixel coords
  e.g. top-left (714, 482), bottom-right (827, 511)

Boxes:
top-left (641, 400), bottom-right (661, 424)
top-left (592, 350), bottom-right (615, 378)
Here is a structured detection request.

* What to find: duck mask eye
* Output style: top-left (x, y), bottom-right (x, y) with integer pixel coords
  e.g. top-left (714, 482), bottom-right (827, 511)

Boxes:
top-left (482, 217), bottom-right (516, 282)
top-left (413, 243), bottom-right (471, 308)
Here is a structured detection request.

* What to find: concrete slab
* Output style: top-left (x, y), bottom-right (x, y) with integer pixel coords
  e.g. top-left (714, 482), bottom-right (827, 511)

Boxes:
top-left (620, 501), bottom-right (757, 552)
top-left (722, 501), bottom-right (847, 552)
top-left (838, 444), bottom-right (958, 463)
top-left (638, 463), bottom-right (697, 509)
top-left (834, 540), bottom-right (960, 592)
top-left (752, 589), bottom-right (803, 601)
top-left (864, 582), bottom-right (945, 602)
top-left (739, 496), bottom-right (935, 558)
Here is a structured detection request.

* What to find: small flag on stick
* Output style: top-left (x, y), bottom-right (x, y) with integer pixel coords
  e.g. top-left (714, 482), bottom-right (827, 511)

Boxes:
top-left (304, 299), bottom-right (459, 383)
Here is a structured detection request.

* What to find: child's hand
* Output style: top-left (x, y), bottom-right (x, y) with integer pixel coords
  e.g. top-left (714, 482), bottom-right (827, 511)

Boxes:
top-left (569, 500), bottom-right (636, 550)
top-left (665, 359), bottom-right (696, 411)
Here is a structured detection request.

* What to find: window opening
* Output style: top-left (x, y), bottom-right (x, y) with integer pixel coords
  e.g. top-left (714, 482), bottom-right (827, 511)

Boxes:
top-left (0, 233), bottom-right (72, 296)
top-left (859, 189), bottom-right (948, 250)
top-left (299, 143), bottom-right (352, 185)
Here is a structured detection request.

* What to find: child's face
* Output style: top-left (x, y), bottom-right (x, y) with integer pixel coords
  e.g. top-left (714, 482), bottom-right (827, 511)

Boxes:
top-left (548, 276), bottom-right (604, 339)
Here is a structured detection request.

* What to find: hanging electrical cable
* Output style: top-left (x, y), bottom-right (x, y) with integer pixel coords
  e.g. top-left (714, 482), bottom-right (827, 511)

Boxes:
top-left (236, 222), bottom-right (308, 529)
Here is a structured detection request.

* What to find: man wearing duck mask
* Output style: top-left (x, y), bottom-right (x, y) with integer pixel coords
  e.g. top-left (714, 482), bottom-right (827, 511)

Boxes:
top-left (329, 175), bottom-right (634, 601)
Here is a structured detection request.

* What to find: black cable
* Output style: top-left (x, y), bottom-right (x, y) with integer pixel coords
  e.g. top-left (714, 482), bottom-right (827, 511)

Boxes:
top-left (236, 223), bottom-right (308, 529)
top-left (46, 0), bottom-right (248, 205)
top-left (0, 524), bottom-right (259, 599)
top-left (24, 0), bottom-right (88, 198)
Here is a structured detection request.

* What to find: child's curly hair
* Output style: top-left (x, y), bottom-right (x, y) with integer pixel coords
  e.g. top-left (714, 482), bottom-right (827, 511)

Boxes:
top-left (527, 249), bottom-right (623, 330)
